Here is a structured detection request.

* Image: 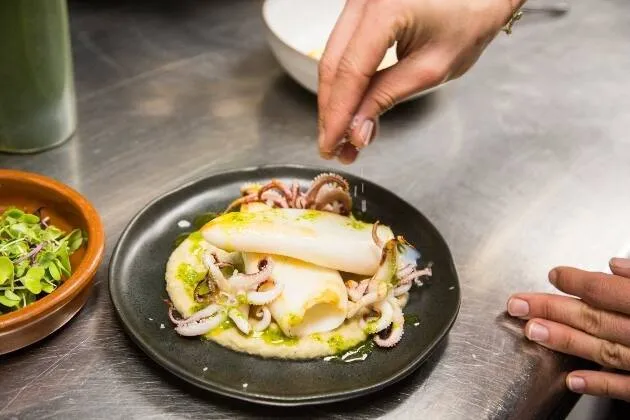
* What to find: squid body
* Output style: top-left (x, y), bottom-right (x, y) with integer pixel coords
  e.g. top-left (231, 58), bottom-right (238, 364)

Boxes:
top-left (201, 208), bottom-right (394, 276)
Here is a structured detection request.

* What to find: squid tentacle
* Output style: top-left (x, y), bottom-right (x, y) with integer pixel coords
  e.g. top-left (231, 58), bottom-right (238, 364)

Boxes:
top-left (393, 281), bottom-right (413, 297)
top-left (396, 292), bottom-right (409, 308)
top-left (361, 300), bottom-right (394, 334)
top-left (371, 221), bottom-right (384, 249)
top-left (203, 252), bottom-right (232, 291)
top-left (294, 195), bottom-right (306, 209)
top-left (184, 305), bottom-right (222, 324)
top-left (229, 258), bottom-right (274, 291)
top-left (175, 310), bottom-right (226, 337)
top-left (290, 181), bottom-right (300, 207)
top-left (257, 179), bottom-right (293, 202)
top-left (314, 186), bottom-right (352, 215)
top-left (229, 307), bottom-right (251, 335)
top-left (252, 306), bottom-right (272, 332)
top-left (168, 301), bottom-right (226, 336)
top-left (303, 173), bottom-right (350, 206)
top-left (346, 278), bottom-right (370, 302)
top-left (224, 193), bottom-right (259, 213)
top-left (374, 300), bottom-right (405, 347)
top-left (167, 301), bottom-right (184, 325)
top-left (396, 263), bottom-right (415, 280)
top-left (261, 190), bottom-right (289, 208)
top-left (347, 291), bottom-right (381, 318)
top-left (247, 281), bottom-right (284, 305)
top-left (171, 303), bottom-right (222, 325)
top-left (400, 266), bottom-right (433, 286)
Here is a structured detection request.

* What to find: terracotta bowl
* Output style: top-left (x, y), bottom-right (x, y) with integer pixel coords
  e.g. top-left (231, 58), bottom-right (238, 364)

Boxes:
top-left (0, 169), bottom-right (105, 355)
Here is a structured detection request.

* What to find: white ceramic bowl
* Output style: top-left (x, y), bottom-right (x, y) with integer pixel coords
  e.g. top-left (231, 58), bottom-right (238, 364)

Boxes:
top-left (261, 0), bottom-right (438, 101)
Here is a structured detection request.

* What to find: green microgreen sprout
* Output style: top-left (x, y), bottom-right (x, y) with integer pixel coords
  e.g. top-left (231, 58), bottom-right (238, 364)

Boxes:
top-left (0, 207), bottom-right (86, 314)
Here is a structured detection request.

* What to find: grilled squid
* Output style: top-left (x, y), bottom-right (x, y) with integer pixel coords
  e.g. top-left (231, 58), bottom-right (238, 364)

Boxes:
top-left (168, 303), bottom-right (227, 336)
top-left (165, 172), bottom-right (433, 354)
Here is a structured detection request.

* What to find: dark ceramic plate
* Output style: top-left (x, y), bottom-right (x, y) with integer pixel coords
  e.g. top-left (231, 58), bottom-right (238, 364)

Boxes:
top-left (109, 164), bottom-right (460, 406)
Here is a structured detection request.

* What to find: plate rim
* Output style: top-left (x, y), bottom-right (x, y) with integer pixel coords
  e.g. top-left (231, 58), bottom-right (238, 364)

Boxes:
top-left (109, 163), bottom-right (461, 406)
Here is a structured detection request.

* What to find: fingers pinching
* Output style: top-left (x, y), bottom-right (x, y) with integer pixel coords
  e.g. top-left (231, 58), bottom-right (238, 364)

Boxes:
top-left (549, 267), bottom-right (630, 315)
top-left (567, 371), bottom-right (630, 401)
top-left (320, 4), bottom-right (398, 156)
top-left (317, 0), bottom-right (368, 123)
top-left (524, 318), bottom-right (630, 371)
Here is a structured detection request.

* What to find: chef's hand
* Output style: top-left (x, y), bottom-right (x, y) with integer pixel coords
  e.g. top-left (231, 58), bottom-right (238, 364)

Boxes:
top-left (317, 0), bottom-right (526, 163)
top-left (507, 258), bottom-right (630, 402)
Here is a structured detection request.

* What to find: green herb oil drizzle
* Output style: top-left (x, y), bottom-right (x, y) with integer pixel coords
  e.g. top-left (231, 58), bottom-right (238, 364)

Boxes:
top-left (323, 340), bottom-right (375, 363)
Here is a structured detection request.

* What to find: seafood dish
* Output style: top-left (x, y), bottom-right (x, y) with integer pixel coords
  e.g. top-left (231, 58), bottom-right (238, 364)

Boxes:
top-left (165, 173), bottom-right (432, 359)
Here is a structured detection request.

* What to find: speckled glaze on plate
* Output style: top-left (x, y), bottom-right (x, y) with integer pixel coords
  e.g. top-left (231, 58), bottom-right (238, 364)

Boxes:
top-left (109, 165), bottom-right (460, 406)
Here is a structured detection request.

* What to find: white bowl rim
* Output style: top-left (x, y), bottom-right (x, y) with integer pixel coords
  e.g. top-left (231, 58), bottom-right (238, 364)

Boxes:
top-left (261, 0), bottom-right (322, 65)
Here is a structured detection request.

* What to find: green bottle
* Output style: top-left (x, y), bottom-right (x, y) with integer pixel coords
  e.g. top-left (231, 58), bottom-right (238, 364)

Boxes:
top-left (0, 0), bottom-right (77, 153)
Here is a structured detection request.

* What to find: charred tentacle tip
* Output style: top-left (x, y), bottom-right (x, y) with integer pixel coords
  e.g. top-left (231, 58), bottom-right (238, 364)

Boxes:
top-left (194, 273), bottom-right (219, 303)
top-left (223, 193), bottom-right (259, 213)
top-left (371, 221), bottom-right (384, 248)
top-left (167, 301), bottom-right (184, 325)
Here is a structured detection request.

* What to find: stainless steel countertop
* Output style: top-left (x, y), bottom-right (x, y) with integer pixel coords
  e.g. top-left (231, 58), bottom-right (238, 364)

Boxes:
top-left (2, 0), bottom-right (629, 418)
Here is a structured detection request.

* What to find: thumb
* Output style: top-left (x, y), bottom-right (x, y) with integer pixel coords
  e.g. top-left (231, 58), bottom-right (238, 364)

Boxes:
top-left (348, 51), bottom-right (450, 149)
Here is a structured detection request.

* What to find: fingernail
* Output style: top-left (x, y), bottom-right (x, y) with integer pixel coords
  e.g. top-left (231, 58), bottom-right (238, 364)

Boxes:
top-left (359, 119), bottom-right (374, 147)
top-left (318, 132), bottom-right (332, 159)
top-left (526, 322), bottom-right (549, 342)
top-left (319, 133), bottom-right (345, 159)
top-left (507, 298), bottom-right (529, 317)
top-left (549, 269), bottom-right (558, 286)
top-left (350, 115), bottom-right (360, 130)
top-left (567, 376), bottom-right (586, 393)
top-left (610, 257), bottom-right (630, 269)
top-left (319, 150), bottom-right (334, 160)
